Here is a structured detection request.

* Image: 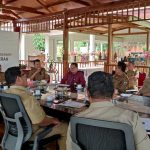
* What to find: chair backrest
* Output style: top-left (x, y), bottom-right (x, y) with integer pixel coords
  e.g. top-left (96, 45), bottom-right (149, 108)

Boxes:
top-left (0, 93), bottom-right (32, 150)
top-left (138, 72), bottom-right (146, 87)
top-left (70, 116), bottom-right (135, 150)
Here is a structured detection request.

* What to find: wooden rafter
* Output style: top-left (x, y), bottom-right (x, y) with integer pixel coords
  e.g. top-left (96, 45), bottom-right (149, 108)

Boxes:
top-left (113, 32), bottom-right (148, 36)
top-left (89, 0), bottom-right (101, 5)
top-left (37, 0), bottom-right (70, 8)
top-left (4, 0), bottom-right (18, 5)
top-left (0, 14), bottom-right (15, 20)
top-left (1, 4), bottom-right (45, 14)
top-left (121, 23), bottom-right (150, 31)
top-left (36, 0), bottom-right (51, 13)
top-left (3, 9), bottom-right (21, 19)
top-left (71, 0), bottom-right (91, 6)
top-left (21, 6), bottom-right (46, 15)
top-left (70, 28), bottom-right (105, 35)
top-left (112, 26), bottom-right (128, 32)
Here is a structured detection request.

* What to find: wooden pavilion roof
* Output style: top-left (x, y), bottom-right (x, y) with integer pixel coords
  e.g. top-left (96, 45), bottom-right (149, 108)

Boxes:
top-left (0, 0), bottom-right (140, 21)
top-left (0, 0), bottom-right (150, 34)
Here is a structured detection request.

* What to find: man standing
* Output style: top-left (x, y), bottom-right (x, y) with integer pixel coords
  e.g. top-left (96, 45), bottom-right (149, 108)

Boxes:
top-left (67, 71), bottom-right (150, 150)
top-left (138, 77), bottom-right (150, 96)
top-left (126, 61), bottom-right (138, 89)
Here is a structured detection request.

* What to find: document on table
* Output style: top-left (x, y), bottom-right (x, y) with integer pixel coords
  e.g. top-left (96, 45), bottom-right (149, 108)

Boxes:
top-left (58, 100), bottom-right (85, 108)
top-left (140, 117), bottom-right (150, 131)
top-left (126, 89), bottom-right (138, 92)
top-left (120, 93), bottom-right (132, 97)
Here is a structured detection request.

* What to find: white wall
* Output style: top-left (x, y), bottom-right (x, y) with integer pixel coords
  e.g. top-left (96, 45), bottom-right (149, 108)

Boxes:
top-left (22, 32), bottom-right (123, 61)
top-left (0, 31), bottom-right (19, 71)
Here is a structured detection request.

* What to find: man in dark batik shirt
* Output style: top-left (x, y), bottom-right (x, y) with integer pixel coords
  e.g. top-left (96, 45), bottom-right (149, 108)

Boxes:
top-left (61, 63), bottom-right (86, 92)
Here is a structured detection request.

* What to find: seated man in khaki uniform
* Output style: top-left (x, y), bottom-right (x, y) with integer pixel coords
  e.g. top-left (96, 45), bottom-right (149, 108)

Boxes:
top-left (138, 77), bottom-right (150, 96)
top-left (126, 61), bottom-right (138, 89)
top-left (28, 59), bottom-right (50, 82)
top-left (113, 61), bottom-right (129, 93)
top-left (67, 71), bottom-right (150, 150)
top-left (5, 67), bottom-right (67, 150)
top-left (0, 65), bottom-right (5, 84)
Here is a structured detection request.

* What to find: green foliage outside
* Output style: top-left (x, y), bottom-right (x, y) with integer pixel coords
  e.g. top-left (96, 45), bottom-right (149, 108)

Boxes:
top-left (102, 43), bottom-right (108, 51)
top-left (33, 34), bottom-right (45, 51)
top-left (56, 41), bottom-right (63, 58)
top-left (74, 41), bottom-right (88, 51)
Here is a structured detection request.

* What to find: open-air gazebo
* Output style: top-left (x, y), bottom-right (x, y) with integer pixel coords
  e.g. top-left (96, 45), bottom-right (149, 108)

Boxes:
top-left (0, 1), bottom-right (150, 149)
top-left (0, 0), bottom-right (150, 76)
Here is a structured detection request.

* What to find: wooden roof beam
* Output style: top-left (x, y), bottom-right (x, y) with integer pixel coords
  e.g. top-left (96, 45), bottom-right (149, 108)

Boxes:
top-left (4, 0), bottom-right (18, 5)
top-left (70, 29), bottom-right (105, 36)
top-left (71, 0), bottom-right (91, 6)
top-left (112, 27), bottom-right (129, 32)
top-left (36, 0), bottom-right (51, 13)
top-left (1, 4), bottom-right (45, 15)
top-left (38, 0), bottom-right (70, 8)
top-left (21, 6), bottom-right (46, 14)
top-left (121, 23), bottom-right (150, 31)
top-left (89, 0), bottom-right (101, 6)
top-left (0, 14), bottom-right (16, 20)
top-left (113, 32), bottom-right (148, 36)
top-left (75, 27), bottom-right (107, 34)
top-left (3, 9), bottom-right (21, 19)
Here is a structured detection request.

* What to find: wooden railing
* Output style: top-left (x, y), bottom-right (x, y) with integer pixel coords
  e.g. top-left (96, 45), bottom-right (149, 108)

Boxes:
top-left (19, 60), bottom-right (105, 82)
top-left (20, 60), bottom-right (150, 82)
top-left (7, 0), bottom-right (150, 33)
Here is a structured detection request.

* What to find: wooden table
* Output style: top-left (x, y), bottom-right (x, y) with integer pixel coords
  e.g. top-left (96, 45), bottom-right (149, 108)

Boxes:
top-left (40, 88), bottom-right (87, 121)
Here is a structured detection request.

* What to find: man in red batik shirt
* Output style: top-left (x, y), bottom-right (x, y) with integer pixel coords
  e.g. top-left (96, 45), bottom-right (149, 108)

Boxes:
top-left (61, 63), bottom-right (86, 92)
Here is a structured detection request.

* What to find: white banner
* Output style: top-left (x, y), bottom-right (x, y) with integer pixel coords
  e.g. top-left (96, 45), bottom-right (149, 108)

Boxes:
top-left (0, 31), bottom-right (19, 71)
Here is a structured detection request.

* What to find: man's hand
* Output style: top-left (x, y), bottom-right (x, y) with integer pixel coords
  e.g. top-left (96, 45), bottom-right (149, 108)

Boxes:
top-left (36, 68), bottom-right (42, 74)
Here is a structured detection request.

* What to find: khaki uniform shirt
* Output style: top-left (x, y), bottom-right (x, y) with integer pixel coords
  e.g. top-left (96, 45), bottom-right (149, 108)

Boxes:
top-left (113, 73), bottom-right (129, 93)
top-left (5, 85), bottom-right (46, 125)
top-left (127, 70), bottom-right (138, 89)
top-left (67, 101), bottom-right (150, 150)
top-left (0, 72), bottom-right (5, 83)
top-left (139, 77), bottom-right (150, 94)
top-left (28, 67), bottom-right (49, 81)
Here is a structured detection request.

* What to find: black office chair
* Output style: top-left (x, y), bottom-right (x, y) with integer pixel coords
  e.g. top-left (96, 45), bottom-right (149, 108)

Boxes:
top-left (70, 116), bottom-right (135, 150)
top-left (0, 93), bottom-right (60, 150)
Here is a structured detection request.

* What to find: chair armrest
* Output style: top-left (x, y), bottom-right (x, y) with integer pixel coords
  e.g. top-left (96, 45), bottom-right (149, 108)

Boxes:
top-left (33, 124), bottom-right (61, 150)
top-left (37, 124), bottom-right (55, 141)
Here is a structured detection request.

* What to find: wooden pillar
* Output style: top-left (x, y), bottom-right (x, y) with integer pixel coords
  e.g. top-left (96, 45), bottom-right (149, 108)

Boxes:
top-left (107, 24), bottom-right (113, 73)
top-left (63, 10), bottom-right (69, 76)
top-left (147, 32), bottom-right (149, 51)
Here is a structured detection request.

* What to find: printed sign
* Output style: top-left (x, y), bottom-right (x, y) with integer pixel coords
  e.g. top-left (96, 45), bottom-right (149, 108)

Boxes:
top-left (0, 31), bottom-right (19, 71)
